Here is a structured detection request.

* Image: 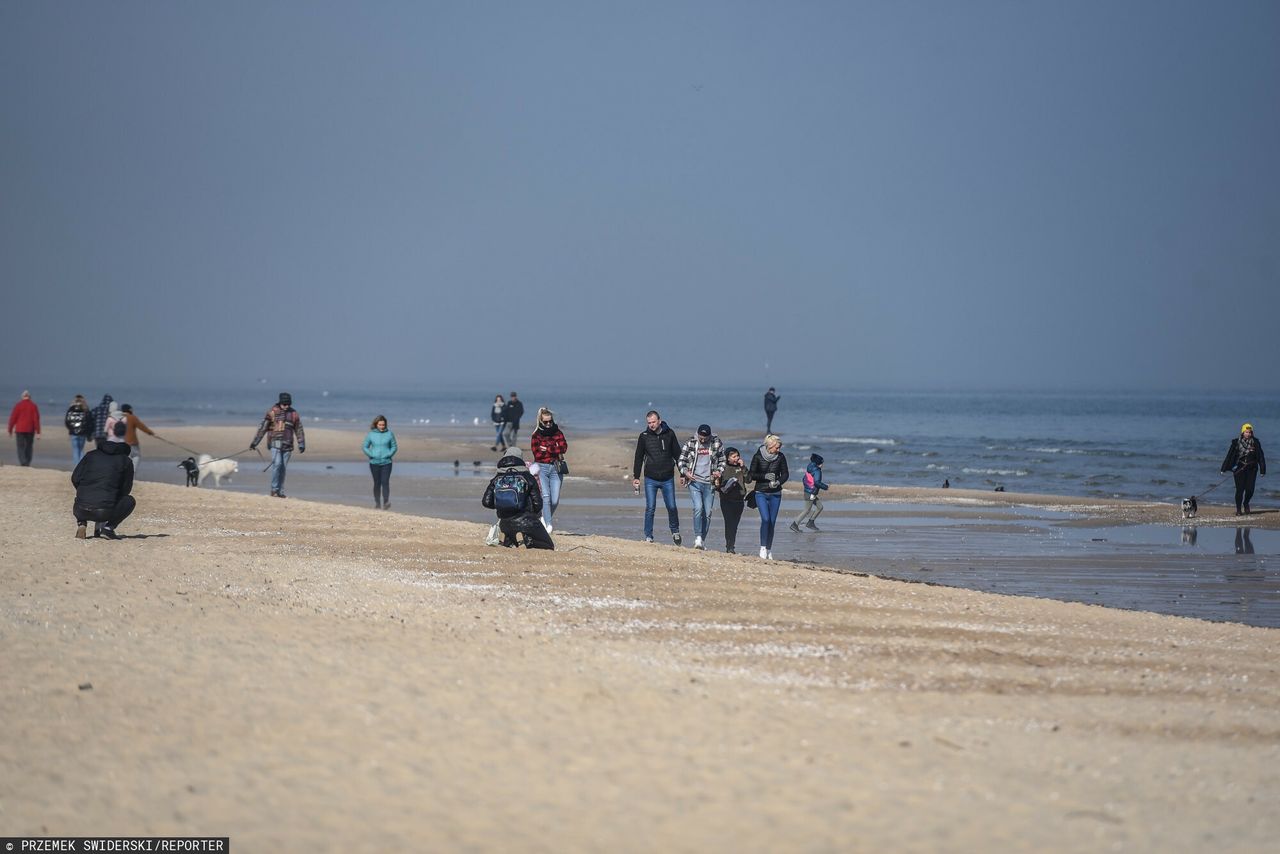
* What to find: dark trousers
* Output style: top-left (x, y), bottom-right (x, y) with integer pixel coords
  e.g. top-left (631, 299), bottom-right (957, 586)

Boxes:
top-left (721, 498), bottom-right (745, 552)
top-left (765, 410), bottom-right (776, 434)
top-left (74, 495), bottom-right (136, 529)
top-left (499, 513), bottom-right (555, 550)
top-left (1234, 466), bottom-right (1259, 512)
top-left (15, 432), bottom-right (34, 466)
top-left (370, 462), bottom-right (392, 506)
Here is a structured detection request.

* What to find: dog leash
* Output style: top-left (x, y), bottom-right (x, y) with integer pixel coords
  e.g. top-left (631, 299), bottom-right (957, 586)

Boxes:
top-left (1192, 472), bottom-right (1232, 501)
top-left (155, 433), bottom-right (257, 466)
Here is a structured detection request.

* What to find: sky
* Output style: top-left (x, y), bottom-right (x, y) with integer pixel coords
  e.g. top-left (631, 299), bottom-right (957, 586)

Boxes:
top-left (2, 1), bottom-right (1277, 393)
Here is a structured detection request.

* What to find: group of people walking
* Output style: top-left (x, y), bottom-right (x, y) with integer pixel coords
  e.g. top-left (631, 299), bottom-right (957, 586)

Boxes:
top-left (489, 392), bottom-right (524, 453)
top-left (630, 410), bottom-right (825, 560)
top-left (6, 391), bottom-right (157, 469)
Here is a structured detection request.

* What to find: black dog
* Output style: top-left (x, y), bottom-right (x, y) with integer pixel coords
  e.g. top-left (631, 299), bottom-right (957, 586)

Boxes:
top-left (178, 457), bottom-right (199, 487)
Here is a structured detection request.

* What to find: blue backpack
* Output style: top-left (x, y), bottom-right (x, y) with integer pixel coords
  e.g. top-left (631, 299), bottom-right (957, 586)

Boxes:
top-left (493, 473), bottom-right (529, 512)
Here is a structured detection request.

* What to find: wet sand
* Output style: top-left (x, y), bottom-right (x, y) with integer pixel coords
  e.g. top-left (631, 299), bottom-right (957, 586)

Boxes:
top-left (2, 460), bottom-right (1279, 850)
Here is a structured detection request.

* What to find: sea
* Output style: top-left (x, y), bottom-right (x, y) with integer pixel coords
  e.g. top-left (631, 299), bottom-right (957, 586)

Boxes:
top-left (32, 383), bottom-right (1279, 505)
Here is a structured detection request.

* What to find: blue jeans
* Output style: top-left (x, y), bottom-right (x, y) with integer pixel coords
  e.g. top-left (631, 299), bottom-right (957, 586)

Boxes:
top-left (644, 476), bottom-right (680, 539)
top-left (688, 481), bottom-right (715, 540)
top-left (370, 462), bottom-right (392, 505)
top-left (537, 463), bottom-right (562, 526)
top-left (71, 435), bottom-right (87, 465)
top-left (494, 423), bottom-right (505, 447)
top-left (756, 491), bottom-right (781, 548)
top-left (271, 447), bottom-right (292, 493)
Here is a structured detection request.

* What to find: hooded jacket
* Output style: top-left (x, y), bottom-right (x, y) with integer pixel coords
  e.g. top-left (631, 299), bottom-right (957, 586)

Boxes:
top-left (633, 421), bottom-right (680, 482)
top-left (803, 454), bottom-right (829, 496)
top-left (91, 395), bottom-right (113, 440)
top-left (482, 454), bottom-right (544, 519)
top-left (530, 421), bottom-right (567, 464)
top-left (71, 441), bottom-right (134, 509)
top-left (8, 398), bottom-right (40, 434)
top-left (363, 428), bottom-right (398, 466)
top-left (678, 434), bottom-right (726, 484)
top-left (718, 457), bottom-right (751, 502)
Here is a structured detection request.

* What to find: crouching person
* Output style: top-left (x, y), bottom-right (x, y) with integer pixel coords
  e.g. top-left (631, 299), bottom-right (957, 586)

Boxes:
top-left (71, 421), bottom-right (136, 540)
top-left (482, 453), bottom-right (554, 550)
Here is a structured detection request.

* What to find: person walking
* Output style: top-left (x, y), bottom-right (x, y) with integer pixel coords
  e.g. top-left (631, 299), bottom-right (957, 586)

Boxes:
top-left (763, 387), bottom-right (780, 434)
top-left (678, 424), bottom-right (726, 550)
top-left (1221, 423), bottom-right (1266, 516)
top-left (749, 434), bottom-right (789, 559)
top-left (120, 404), bottom-right (156, 469)
top-left (490, 394), bottom-right (507, 452)
top-left (90, 394), bottom-right (114, 442)
top-left (790, 453), bottom-right (830, 532)
top-left (502, 391), bottom-right (525, 449)
top-left (632, 410), bottom-right (682, 544)
top-left (71, 420), bottom-right (135, 539)
top-left (250, 392), bottom-right (306, 498)
top-left (716, 447), bottom-right (750, 554)
top-left (363, 414), bottom-right (397, 509)
top-left (8, 390), bottom-right (41, 466)
top-left (482, 450), bottom-right (555, 549)
top-left (64, 394), bottom-right (93, 465)
top-left (530, 407), bottom-right (568, 532)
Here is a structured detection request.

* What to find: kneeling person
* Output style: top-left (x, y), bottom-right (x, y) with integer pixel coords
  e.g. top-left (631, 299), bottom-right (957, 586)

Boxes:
top-left (71, 421), bottom-right (136, 540)
top-left (482, 453), bottom-right (555, 550)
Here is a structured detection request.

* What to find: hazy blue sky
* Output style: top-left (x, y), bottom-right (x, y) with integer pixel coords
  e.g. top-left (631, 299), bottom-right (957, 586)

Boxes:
top-left (3, 1), bottom-right (1277, 392)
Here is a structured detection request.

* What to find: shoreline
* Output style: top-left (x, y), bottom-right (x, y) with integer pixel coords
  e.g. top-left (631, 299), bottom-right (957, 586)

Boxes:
top-left (2, 464), bottom-right (1277, 849)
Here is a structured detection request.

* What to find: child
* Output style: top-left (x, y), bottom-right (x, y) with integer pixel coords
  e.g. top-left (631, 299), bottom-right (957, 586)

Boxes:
top-left (790, 453), bottom-right (829, 532)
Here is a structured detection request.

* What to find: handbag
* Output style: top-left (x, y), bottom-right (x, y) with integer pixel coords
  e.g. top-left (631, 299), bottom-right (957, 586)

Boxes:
top-left (746, 489), bottom-right (758, 509)
top-left (556, 459), bottom-right (569, 476)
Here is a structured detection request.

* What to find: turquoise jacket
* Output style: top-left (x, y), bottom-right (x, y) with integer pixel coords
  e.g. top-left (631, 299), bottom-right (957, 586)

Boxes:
top-left (363, 429), bottom-right (398, 466)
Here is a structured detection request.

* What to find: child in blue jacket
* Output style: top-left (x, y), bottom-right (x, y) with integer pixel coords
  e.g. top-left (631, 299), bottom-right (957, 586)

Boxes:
top-left (790, 453), bottom-right (829, 532)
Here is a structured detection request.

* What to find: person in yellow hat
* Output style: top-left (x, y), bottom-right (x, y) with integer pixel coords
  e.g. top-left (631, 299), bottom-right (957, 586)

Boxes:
top-left (1220, 423), bottom-right (1266, 515)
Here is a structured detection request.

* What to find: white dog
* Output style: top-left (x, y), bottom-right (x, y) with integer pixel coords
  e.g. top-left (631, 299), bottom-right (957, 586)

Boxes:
top-left (198, 453), bottom-right (239, 487)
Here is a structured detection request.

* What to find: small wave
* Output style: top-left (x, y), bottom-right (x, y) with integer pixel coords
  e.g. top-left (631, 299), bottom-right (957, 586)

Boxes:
top-left (962, 467), bottom-right (1028, 476)
top-left (925, 463), bottom-right (950, 471)
top-left (1027, 446), bottom-right (1062, 454)
top-left (829, 437), bottom-right (897, 446)
top-left (921, 451), bottom-right (938, 457)
top-left (865, 448), bottom-right (881, 455)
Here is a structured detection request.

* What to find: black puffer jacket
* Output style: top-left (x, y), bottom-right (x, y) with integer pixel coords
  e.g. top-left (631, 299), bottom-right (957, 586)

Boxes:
top-left (633, 422), bottom-right (680, 482)
top-left (71, 441), bottom-right (134, 509)
top-left (749, 447), bottom-right (789, 494)
top-left (482, 455), bottom-right (544, 519)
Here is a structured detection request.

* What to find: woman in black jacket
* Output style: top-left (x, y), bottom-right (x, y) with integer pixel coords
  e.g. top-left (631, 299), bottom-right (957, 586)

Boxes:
top-left (716, 447), bottom-right (750, 554)
top-left (1221, 423), bottom-right (1266, 515)
top-left (749, 434), bottom-right (788, 560)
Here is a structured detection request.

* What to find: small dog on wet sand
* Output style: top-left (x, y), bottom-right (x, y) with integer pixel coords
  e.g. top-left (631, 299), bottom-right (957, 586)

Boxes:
top-left (197, 453), bottom-right (238, 487)
top-left (178, 458), bottom-right (199, 487)
top-left (1181, 496), bottom-right (1198, 519)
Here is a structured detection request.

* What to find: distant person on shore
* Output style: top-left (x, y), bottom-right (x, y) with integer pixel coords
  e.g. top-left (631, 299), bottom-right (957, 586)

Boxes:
top-left (678, 424), bottom-right (726, 550)
top-left (763, 387), bottom-right (779, 434)
top-left (482, 450), bottom-right (554, 549)
top-left (717, 447), bottom-right (750, 554)
top-left (790, 453), bottom-right (829, 532)
top-left (8, 390), bottom-right (41, 466)
top-left (71, 420), bottom-right (135, 539)
top-left (749, 434), bottom-right (788, 560)
top-left (363, 414), bottom-right (397, 510)
top-left (530, 407), bottom-right (568, 532)
top-left (251, 392), bottom-right (306, 498)
top-left (91, 394), bottom-right (114, 442)
top-left (632, 410), bottom-right (682, 545)
top-left (1221, 423), bottom-right (1266, 516)
top-left (65, 395), bottom-right (93, 465)
top-left (490, 394), bottom-right (507, 452)
top-left (120, 404), bottom-right (155, 469)
top-left (502, 391), bottom-right (525, 449)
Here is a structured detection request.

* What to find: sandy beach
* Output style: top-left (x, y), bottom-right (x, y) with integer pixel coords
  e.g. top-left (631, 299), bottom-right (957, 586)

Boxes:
top-left (3, 428), bottom-right (1279, 851)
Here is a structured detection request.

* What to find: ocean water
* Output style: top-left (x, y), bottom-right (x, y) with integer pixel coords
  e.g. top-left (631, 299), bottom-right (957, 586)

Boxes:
top-left (24, 383), bottom-right (1279, 504)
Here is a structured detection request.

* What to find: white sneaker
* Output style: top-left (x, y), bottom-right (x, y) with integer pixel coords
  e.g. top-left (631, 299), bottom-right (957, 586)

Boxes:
top-left (767, 550), bottom-right (774, 560)
top-left (694, 536), bottom-right (704, 550)
top-left (759, 547), bottom-right (768, 559)
top-left (645, 536), bottom-right (654, 543)
top-left (546, 521), bottom-right (554, 533)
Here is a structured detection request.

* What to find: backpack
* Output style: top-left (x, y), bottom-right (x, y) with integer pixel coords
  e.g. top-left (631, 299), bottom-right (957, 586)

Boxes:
top-left (493, 473), bottom-right (529, 512)
top-left (803, 471), bottom-right (815, 492)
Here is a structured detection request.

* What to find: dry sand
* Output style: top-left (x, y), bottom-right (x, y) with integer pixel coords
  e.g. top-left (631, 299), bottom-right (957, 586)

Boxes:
top-left (2, 456), bottom-right (1278, 852)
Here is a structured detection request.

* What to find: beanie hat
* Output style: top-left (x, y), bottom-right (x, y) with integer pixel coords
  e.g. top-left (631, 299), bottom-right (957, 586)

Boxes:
top-left (279, 392), bottom-right (292, 407)
top-left (121, 404), bottom-right (133, 413)
top-left (810, 453), bottom-right (824, 466)
top-left (1242, 423), bottom-right (1253, 433)
top-left (725, 447), bottom-right (739, 457)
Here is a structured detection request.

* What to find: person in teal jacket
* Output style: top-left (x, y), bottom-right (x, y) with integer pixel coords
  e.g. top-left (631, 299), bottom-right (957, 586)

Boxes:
top-left (362, 415), bottom-right (398, 509)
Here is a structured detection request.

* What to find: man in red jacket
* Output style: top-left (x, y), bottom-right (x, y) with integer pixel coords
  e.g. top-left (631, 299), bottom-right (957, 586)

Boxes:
top-left (8, 390), bottom-right (41, 466)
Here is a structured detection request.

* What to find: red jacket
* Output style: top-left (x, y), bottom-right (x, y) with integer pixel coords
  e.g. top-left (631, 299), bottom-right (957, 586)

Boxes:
top-left (8, 399), bottom-right (40, 434)
top-left (530, 425), bottom-right (567, 464)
